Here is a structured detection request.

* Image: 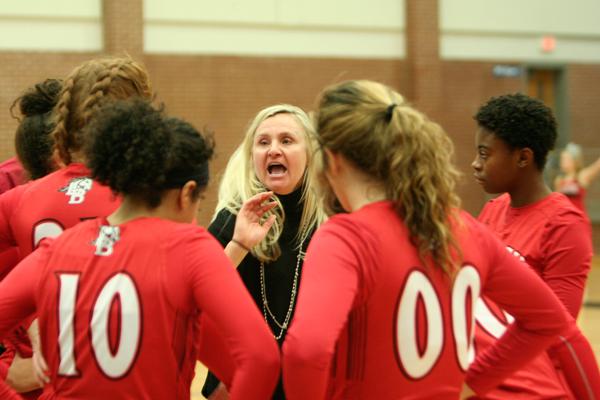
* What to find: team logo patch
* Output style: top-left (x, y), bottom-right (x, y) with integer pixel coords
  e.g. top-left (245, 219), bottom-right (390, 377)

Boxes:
top-left (93, 226), bottom-right (120, 256)
top-left (59, 177), bottom-right (93, 204)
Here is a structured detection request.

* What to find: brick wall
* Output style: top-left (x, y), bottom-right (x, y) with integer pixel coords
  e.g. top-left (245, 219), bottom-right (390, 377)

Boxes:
top-left (568, 64), bottom-right (600, 228)
top-left (0, 52), bottom-right (99, 162)
top-left (440, 60), bottom-right (524, 215)
top-left (103, 0), bottom-right (144, 60)
top-left (134, 54), bottom-right (407, 225)
top-left (405, 0), bottom-right (442, 119)
top-left (0, 51), bottom-right (598, 240)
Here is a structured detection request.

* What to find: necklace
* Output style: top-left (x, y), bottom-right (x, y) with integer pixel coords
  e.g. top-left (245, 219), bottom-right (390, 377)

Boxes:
top-left (260, 236), bottom-right (307, 340)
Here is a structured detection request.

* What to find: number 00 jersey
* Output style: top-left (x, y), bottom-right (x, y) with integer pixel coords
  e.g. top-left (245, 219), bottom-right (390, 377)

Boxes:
top-left (283, 201), bottom-right (573, 400)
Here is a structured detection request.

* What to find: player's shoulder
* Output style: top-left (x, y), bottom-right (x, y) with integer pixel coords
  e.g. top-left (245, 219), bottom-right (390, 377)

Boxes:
top-left (542, 192), bottom-right (587, 224)
top-left (481, 193), bottom-right (510, 211)
top-left (56, 217), bottom-right (103, 240)
top-left (322, 209), bottom-right (373, 237)
top-left (0, 179), bottom-right (48, 219)
top-left (317, 202), bottom-right (394, 247)
top-left (452, 209), bottom-right (505, 256)
top-left (161, 220), bottom-right (215, 247)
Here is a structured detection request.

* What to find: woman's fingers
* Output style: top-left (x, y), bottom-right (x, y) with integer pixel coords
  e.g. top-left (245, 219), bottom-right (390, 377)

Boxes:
top-left (256, 201), bottom-right (278, 217)
top-left (245, 192), bottom-right (274, 210)
top-left (262, 215), bottom-right (277, 232)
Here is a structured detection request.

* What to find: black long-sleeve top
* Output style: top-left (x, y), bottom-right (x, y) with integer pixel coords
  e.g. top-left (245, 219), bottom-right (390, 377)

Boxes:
top-left (202, 188), bottom-right (313, 399)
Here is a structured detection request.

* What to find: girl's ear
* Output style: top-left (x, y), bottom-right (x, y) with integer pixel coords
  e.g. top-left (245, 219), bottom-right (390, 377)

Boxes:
top-left (518, 147), bottom-right (535, 168)
top-left (324, 148), bottom-right (341, 177)
top-left (178, 180), bottom-right (198, 209)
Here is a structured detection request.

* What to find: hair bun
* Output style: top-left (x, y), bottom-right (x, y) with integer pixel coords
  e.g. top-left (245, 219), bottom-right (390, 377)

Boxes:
top-left (19, 79), bottom-right (62, 116)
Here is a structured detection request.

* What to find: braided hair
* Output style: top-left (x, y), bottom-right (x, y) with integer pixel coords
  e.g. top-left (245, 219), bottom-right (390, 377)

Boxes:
top-left (51, 56), bottom-right (153, 165)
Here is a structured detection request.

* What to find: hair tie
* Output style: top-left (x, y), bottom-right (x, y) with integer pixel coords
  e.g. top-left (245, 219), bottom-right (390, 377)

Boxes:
top-left (385, 103), bottom-right (397, 122)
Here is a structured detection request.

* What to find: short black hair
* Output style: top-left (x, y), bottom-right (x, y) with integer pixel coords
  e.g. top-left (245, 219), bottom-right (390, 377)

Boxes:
top-left (11, 79), bottom-right (62, 179)
top-left (85, 98), bottom-right (215, 207)
top-left (474, 93), bottom-right (557, 169)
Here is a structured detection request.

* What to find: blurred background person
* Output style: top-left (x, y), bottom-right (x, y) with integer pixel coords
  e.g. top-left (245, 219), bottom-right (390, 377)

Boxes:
top-left (555, 142), bottom-right (600, 217)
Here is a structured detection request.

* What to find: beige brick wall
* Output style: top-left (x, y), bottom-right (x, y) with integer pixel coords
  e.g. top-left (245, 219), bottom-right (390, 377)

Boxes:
top-left (0, 0), bottom-right (598, 244)
top-left (144, 55), bottom-right (408, 224)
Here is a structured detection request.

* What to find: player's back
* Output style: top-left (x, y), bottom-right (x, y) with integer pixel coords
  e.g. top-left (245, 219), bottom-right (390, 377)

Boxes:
top-left (324, 201), bottom-right (525, 399)
top-left (0, 163), bottom-right (119, 258)
top-left (34, 217), bottom-right (211, 399)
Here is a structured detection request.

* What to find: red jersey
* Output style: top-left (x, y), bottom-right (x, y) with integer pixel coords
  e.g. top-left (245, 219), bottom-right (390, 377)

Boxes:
top-left (473, 298), bottom-right (572, 399)
top-left (0, 218), bottom-right (279, 399)
top-left (556, 177), bottom-right (587, 214)
top-left (0, 378), bottom-right (21, 400)
top-left (0, 163), bottom-right (119, 397)
top-left (0, 163), bottom-right (119, 258)
top-left (477, 192), bottom-right (600, 400)
top-left (283, 201), bottom-right (572, 400)
top-left (0, 156), bottom-right (25, 283)
top-left (0, 157), bottom-right (25, 195)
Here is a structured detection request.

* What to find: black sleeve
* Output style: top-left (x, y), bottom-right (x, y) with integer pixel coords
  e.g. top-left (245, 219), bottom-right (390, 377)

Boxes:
top-left (207, 208), bottom-right (237, 248)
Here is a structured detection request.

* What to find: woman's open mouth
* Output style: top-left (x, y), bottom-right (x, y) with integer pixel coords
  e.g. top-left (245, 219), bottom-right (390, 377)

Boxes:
top-left (268, 162), bottom-right (288, 176)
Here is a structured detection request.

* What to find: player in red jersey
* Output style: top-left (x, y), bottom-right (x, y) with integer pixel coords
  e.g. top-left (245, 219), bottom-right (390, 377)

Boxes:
top-left (472, 93), bottom-right (600, 399)
top-left (0, 57), bottom-right (152, 397)
top-left (554, 142), bottom-right (600, 217)
top-left (0, 78), bottom-right (62, 282)
top-left (0, 78), bottom-right (63, 396)
top-left (10, 78), bottom-right (63, 183)
top-left (0, 158), bottom-right (24, 195)
top-left (282, 80), bottom-right (576, 399)
top-left (0, 99), bottom-right (279, 399)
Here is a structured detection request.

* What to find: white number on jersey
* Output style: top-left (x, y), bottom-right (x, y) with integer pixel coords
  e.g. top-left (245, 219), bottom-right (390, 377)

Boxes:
top-left (57, 272), bottom-right (142, 378)
top-left (395, 265), bottom-right (481, 378)
top-left (33, 220), bottom-right (64, 248)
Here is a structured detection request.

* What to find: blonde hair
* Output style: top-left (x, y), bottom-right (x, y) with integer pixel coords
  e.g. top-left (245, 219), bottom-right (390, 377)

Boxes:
top-left (563, 142), bottom-right (584, 172)
top-left (215, 104), bottom-right (327, 262)
top-left (51, 56), bottom-right (153, 165)
top-left (314, 80), bottom-right (462, 274)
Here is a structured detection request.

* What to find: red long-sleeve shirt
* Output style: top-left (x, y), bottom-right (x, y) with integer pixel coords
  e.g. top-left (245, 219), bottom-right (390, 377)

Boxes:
top-left (0, 378), bottom-right (22, 400)
top-left (0, 217), bottom-right (279, 399)
top-left (0, 163), bottom-right (120, 397)
top-left (283, 201), bottom-right (573, 399)
top-left (477, 192), bottom-right (600, 400)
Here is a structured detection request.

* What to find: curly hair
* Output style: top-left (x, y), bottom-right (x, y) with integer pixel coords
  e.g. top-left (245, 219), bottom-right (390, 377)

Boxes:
top-left (474, 93), bottom-right (557, 169)
top-left (10, 79), bottom-right (63, 179)
top-left (51, 56), bottom-right (153, 165)
top-left (84, 99), bottom-right (214, 208)
top-left (314, 80), bottom-right (463, 274)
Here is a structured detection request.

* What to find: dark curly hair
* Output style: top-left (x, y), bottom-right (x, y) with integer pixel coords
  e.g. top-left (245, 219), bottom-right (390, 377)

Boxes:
top-left (10, 79), bottom-right (62, 179)
top-left (474, 93), bottom-right (557, 169)
top-left (84, 98), bottom-right (215, 208)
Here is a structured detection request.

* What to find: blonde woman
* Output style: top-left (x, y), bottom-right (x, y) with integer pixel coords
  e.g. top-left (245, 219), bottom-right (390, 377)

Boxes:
top-left (282, 80), bottom-right (576, 399)
top-left (555, 142), bottom-right (600, 215)
top-left (202, 104), bottom-right (326, 400)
